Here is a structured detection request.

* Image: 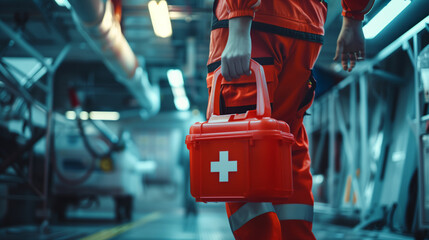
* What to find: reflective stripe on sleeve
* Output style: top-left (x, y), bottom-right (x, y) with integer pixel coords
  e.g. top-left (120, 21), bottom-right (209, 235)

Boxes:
top-left (228, 202), bottom-right (275, 232)
top-left (274, 204), bottom-right (314, 222)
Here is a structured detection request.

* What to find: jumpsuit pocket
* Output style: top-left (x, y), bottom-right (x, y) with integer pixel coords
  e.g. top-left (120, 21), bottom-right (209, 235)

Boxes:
top-left (206, 64), bottom-right (278, 112)
top-left (297, 72), bottom-right (317, 117)
top-left (219, 64), bottom-right (278, 110)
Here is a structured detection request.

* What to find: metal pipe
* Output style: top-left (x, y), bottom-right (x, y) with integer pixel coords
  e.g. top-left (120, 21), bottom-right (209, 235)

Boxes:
top-left (0, 64), bottom-right (35, 105)
top-left (42, 70), bottom-right (54, 223)
top-left (40, 44), bottom-right (71, 225)
top-left (69, 0), bottom-right (137, 79)
top-left (67, 0), bottom-right (105, 24)
top-left (328, 92), bottom-right (336, 206)
top-left (90, 119), bottom-right (119, 144)
top-left (372, 70), bottom-right (403, 83)
top-left (68, 0), bottom-right (160, 117)
top-left (414, 33), bottom-right (426, 229)
top-left (52, 44), bottom-right (72, 72)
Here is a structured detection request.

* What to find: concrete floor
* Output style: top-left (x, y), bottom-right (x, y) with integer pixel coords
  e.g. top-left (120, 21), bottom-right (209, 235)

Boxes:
top-left (0, 202), bottom-right (416, 240)
top-left (0, 185), bottom-right (418, 240)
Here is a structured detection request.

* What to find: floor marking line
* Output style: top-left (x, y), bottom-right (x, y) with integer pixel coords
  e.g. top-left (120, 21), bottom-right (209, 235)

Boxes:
top-left (80, 212), bottom-right (162, 240)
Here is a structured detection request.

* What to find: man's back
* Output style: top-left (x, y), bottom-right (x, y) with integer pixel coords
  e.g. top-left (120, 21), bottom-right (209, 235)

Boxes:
top-left (214, 0), bottom-right (328, 36)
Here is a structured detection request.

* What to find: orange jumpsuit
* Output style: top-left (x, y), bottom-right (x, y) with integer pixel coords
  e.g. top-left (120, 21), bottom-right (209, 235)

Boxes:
top-left (206, 0), bottom-right (374, 239)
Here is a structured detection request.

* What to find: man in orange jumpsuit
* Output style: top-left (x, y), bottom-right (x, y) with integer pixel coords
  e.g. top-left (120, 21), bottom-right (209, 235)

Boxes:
top-left (206, 0), bottom-right (374, 239)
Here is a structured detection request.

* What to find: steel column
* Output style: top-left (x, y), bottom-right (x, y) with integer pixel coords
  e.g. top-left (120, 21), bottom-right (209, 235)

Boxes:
top-left (359, 73), bottom-right (369, 221)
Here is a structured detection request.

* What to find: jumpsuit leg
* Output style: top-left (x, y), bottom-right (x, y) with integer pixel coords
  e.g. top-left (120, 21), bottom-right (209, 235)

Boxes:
top-left (207, 28), bottom-right (322, 239)
top-left (225, 124), bottom-right (316, 240)
top-left (274, 124), bottom-right (316, 240)
top-left (225, 122), bottom-right (316, 240)
top-left (271, 37), bottom-right (321, 240)
top-left (225, 202), bottom-right (282, 240)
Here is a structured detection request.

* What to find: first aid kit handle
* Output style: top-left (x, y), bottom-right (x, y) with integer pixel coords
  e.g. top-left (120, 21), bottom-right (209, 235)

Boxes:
top-left (207, 59), bottom-right (271, 119)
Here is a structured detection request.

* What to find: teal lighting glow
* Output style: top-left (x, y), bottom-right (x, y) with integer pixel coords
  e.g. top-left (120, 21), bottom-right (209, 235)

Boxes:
top-left (167, 69), bottom-right (190, 111)
top-left (363, 0), bottom-right (411, 39)
top-left (167, 69), bottom-right (184, 88)
top-left (55, 0), bottom-right (71, 9)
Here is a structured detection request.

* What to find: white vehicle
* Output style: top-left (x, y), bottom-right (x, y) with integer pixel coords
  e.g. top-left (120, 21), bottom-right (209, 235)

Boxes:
top-left (52, 122), bottom-right (154, 222)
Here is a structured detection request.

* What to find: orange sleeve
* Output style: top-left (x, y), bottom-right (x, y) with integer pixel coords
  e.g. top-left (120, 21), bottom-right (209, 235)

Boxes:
top-left (341, 0), bottom-right (375, 21)
top-left (226, 0), bottom-right (261, 19)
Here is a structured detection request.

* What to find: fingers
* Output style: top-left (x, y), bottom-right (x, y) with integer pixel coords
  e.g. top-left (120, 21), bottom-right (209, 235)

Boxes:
top-left (221, 55), bottom-right (251, 81)
top-left (333, 41), bottom-right (343, 61)
top-left (241, 56), bottom-right (251, 76)
top-left (337, 50), bottom-right (365, 72)
top-left (221, 57), bottom-right (231, 81)
top-left (349, 52), bottom-right (357, 72)
top-left (341, 52), bottom-right (360, 72)
top-left (341, 53), bottom-right (349, 71)
top-left (334, 39), bottom-right (367, 72)
top-left (230, 60), bottom-right (239, 79)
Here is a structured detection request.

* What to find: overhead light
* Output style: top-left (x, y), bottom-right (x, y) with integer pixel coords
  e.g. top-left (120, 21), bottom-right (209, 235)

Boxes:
top-left (148, 0), bottom-right (173, 38)
top-left (65, 111), bottom-right (88, 120)
top-left (363, 0), bottom-right (411, 39)
top-left (167, 69), bottom-right (184, 87)
top-left (55, 0), bottom-right (71, 9)
top-left (66, 111), bottom-right (119, 121)
top-left (89, 111), bottom-right (120, 121)
top-left (172, 87), bottom-right (186, 98)
top-left (80, 111), bottom-right (89, 120)
top-left (174, 96), bottom-right (190, 111)
top-left (66, 111), bottom-right (77, 120)
top-left (167, 69), bottom-right (190, 111)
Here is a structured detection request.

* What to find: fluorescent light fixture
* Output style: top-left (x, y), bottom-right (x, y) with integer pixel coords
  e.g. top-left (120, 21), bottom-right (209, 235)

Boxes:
top-left (89, 111), bottom-right (120, 121)
top-left (174, 96), bottom-right (190, 111)
top-left (80, 111), bottom-right (89, 120)
top-left (66, 111), bottom-right (76, 120)
top-left (363, 0), bottom-right (411, 39)
top-left (172, 87), bottom-right (186, 97)
top-left (167, 69), bottom-right (184, 87)
top-left (148, 0), bottom-right (173, 38)
top-left (66, 111), bottom-right (120, 121)
top-left (167, 69), bottom-right (190, 111)
top-left (65, 111), bottom-right (88, 120)
top-left (55, 0), bottom-right (71, 9)
top-left (172, 87), bottom-right (190, 111)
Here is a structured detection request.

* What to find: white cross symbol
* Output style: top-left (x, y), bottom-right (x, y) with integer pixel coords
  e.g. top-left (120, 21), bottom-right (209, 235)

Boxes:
top-left (211, 151), bottom-right (237, 182)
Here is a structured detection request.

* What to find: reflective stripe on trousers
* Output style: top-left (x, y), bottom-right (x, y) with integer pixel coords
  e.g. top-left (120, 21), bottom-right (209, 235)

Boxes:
top-left (228, 203), bottom-right (313, 232)
top-left (229, 203), bottom-right (275, 232)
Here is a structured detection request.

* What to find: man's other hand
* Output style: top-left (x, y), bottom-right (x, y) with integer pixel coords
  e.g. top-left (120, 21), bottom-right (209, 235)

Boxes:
top-left (334, 17), bottom-right (366, 72)
top-left (221, 17), bottom-right (253, 81)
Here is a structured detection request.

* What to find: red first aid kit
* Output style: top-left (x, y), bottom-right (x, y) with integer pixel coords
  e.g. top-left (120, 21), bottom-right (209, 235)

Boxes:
top-left (186, 60), bottom-right (295, 202)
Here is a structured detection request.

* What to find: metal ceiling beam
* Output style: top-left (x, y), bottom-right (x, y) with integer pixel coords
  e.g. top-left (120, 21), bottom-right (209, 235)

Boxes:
top-left (0, 20), bottom-right (52, 71)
